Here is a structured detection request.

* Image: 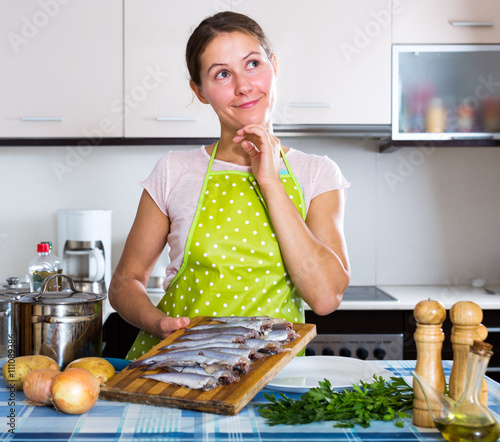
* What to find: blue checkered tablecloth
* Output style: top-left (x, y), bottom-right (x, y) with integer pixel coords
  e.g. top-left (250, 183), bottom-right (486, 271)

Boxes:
top-left (1, 360), bottom-right (499, 441)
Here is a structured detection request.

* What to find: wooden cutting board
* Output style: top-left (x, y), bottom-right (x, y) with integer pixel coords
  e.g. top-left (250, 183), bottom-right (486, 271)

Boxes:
top-left (100, 316), bottom-right (316, 415)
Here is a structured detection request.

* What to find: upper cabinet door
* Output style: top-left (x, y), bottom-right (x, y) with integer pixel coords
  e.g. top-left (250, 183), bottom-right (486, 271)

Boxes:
top-left (393, 0), bottom-right (500, 44)
top-left (0, 0), bottom-right (123, 138)
top-left (124, 0), bottom-right (220, 138)
top-left (234, 0), bottom-right (391, 125)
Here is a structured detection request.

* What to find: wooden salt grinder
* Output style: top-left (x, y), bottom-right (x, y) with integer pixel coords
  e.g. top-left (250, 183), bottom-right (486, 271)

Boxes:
top-left (449, 301), bottom-right (489, 406)
top-left (412, 299), bottom-right (446, 428)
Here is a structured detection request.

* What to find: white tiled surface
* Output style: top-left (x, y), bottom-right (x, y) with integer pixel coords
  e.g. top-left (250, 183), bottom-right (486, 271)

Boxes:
top-left (3, 141), bottom-right (500, 291)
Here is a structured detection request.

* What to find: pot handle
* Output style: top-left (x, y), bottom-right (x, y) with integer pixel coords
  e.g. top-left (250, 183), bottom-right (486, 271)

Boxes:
top-left (37, 274), bottom-right (101, 300)
top-left (38, 274), bottom-right (76, 298)
top-left (31, 313), bottom-right (99, 324)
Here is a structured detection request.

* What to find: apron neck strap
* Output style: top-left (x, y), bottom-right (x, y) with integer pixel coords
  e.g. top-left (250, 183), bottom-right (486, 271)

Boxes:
top-left (279, 145), bottom-right (293, 175)
top-left (208, 140), bottom-right (220, 171)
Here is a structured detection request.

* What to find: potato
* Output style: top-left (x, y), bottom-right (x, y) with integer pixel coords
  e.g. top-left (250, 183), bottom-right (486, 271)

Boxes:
top-left (2, 355), bottom-right (60, 390)
top-left (65, 357), bottom-right (115, 385)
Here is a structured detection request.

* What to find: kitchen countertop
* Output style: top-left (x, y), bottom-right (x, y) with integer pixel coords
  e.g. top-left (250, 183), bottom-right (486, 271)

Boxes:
top-left (109, 284), bottom-right (500, 325)
top-left (337, 285), bottom-right (500, 311)
top-left (2, 360), bottom-right (500, 441)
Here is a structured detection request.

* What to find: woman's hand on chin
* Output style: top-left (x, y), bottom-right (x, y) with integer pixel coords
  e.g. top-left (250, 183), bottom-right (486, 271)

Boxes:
top-left (156, 316), bottom-right (190, 339)
top-left (233, 124), bottom-right (282, 188)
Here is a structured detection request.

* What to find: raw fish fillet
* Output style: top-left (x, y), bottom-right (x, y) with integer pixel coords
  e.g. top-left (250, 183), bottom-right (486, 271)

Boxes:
top-left (142, 372), bottom-right (218, 391)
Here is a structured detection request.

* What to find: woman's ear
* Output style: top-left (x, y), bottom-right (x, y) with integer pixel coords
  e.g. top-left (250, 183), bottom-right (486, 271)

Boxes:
top-left (190, 80), bottom-right (209, 105)
top-left (271, 54), bottom-right (278, 77)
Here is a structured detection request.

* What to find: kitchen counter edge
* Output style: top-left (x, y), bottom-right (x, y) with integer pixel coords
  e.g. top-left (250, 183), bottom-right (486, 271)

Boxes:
top-left (332, 284), bottom-right (500, 311)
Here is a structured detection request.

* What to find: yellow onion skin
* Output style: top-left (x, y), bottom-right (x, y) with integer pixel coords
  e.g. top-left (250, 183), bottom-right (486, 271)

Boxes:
top-left (51, 368), bottom-right (100, 414)
top-left (23, 368), bottom-right (60, 405)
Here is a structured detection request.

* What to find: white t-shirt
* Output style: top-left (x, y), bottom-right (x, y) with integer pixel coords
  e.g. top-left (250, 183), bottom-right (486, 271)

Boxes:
top-left (141, 146), bottom-right (350, 289)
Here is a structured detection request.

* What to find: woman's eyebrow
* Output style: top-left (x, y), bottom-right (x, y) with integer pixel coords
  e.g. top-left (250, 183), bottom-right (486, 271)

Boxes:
top-left (243, 51), bottom-right (260, 60)
top-left (207, 62), bottom-right (227, 75)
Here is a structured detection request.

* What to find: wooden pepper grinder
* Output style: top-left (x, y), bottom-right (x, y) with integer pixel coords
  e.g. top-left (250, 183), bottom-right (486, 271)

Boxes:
top-left (412, 299), bottom-right (446, 428)
top-left (449, 300), bottom-right (489, 406)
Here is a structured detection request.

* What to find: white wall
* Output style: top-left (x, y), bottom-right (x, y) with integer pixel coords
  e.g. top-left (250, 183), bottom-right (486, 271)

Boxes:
top-left (1, 139), bottom-right (500, 287)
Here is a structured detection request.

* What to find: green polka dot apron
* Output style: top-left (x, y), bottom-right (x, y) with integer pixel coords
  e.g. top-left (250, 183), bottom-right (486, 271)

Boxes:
top-left (126, 142), bottom-right (306, 360)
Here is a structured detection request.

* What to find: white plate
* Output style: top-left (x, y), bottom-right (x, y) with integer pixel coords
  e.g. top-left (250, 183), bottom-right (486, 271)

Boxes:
top-left (265, 356), bottom-right (394, 393)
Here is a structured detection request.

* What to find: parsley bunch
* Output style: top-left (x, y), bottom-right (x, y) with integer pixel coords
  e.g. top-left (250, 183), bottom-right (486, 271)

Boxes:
top-left (258, 376), bottom-right (414, 428)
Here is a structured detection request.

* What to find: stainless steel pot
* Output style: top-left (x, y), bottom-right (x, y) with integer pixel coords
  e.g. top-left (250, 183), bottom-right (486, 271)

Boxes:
top-left (0, 295), bottom-right (12, 359)
top-left (0, 278), bottom-right (30, 359)
top-left (13, 274), bottom-right (105, 368)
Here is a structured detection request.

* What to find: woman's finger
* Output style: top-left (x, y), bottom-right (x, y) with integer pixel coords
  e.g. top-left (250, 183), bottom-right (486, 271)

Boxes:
top-left (159, 316), bottom-right (190, 338)
top-left (233, 124), bottom-right (267, 143)
top-left (233, 124), bottom-right (279, 152)
top-left (240, 139), bottom-right (259, 159)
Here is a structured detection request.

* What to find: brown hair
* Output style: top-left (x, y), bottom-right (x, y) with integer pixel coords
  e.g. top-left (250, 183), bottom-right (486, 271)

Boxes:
top-left (186, 11), bottom-right (274, 87)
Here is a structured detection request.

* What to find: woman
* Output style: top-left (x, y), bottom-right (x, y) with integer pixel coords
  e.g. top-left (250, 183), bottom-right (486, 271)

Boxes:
top-left (109, 11), bottom-right (351, 361)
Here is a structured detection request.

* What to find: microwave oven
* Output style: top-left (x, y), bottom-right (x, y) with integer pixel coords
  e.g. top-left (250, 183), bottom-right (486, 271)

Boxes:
top-left (392, 44), bottom-right (500, 141)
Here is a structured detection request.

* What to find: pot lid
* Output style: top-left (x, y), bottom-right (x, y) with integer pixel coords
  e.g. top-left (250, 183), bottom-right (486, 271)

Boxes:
top-left (16, 290), bottom-right (106, 305)
top-left (0, 277), bottom-right (31, 298)
top-left (15, 274), bottom-right (106, 305)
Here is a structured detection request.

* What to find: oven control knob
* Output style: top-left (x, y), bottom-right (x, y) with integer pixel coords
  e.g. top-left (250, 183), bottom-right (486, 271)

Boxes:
top-left (305, 347), bottom-right (316, 356)
top-left (373, 348), bottom-right (386, 360)
top-left (356, 347), bottom-right (369, 360)
top-left (322, 347), bottom-right (334, 356)
top-left (339, 347), bottom-right (351, 357)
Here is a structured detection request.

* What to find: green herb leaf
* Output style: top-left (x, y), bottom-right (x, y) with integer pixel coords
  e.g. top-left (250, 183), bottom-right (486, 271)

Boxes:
top-left (257, 375), bottom-right (414, 428)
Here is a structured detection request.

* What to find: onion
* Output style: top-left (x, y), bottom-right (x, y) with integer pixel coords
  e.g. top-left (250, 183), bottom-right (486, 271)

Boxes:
top-left (23, 368), bottom-right (60, 405)
top-left (51, 368), bottom-right (100, 414)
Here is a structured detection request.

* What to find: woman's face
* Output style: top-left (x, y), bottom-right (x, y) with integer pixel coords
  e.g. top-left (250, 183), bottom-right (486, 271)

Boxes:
top-left (191, 31), bottom-right (277, 133)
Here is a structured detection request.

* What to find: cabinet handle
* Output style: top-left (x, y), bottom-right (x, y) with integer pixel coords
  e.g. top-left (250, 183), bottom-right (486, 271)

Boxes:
top-left (155, 117), bottom-right (197, 122)
top-left (450, 21), bottom-right (493, 27)
top-left (288, 102), bottom-right (331, 108)
top-left (21, 117), bottom-right (64, 121)
top-left (451, 135), bottom-right (494, 140)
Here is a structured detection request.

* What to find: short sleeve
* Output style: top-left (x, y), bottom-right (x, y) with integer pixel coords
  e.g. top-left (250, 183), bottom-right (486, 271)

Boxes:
top-left (310, 155), bottom-right (351, 200)
top-left (140, 154), bottom-right (170, 216)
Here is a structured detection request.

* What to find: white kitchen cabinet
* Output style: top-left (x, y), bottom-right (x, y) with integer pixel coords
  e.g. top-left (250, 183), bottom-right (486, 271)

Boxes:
top-left (123, 0), bottom-right (220, 138)
top-left (393, 0), bottom-right (500, 44)
top-left (0, 0), bottom-right (123, 138)
top-left (234, 0), bottom-right (391, 125)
